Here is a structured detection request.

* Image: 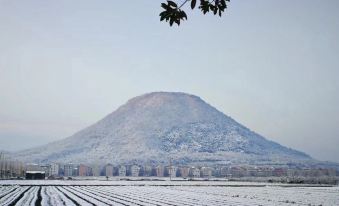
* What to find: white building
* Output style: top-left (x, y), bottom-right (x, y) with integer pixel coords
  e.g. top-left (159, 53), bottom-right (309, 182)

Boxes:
top-left (143, 165), bottom-right (153, 176)
top-left (64, 163), bottom-right (75, 177)
top-left (92, 165), bottom-right (101, 176)
top-left (156, 165), bottom-right (165, 177)
top-left (105, 164), bottom-right (114, 176)
top-left (201, 167), bottom-right (213, 178)
top-left (49, 163), bottom-right (59, 176)
top-left (179, 167), bottom-right (190, 178)
top-left (168, 166), bottom-right (177, 178)
top-left (40, 165), bottom-right (51, 177)
top-left (131, 165), bottom-right (140, 177)
top-left (191, 167), bottom-right (200, 178)
top-left (118, 165), bottom-right (126, 176)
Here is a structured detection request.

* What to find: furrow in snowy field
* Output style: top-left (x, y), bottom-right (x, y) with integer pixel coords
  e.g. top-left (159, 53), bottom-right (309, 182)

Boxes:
top-left (205, 186), bottom-right (281, 204)
top-left (0, 186), bottom-right (30, 206)
top-left (0, 186), bottom-right (17, 198)
top-left (84, 186), bottom-right (159, 206)
top-left (56, 186), bottom-right (92, 206)
top-left (179, 186), bottom-right (282, 206)
top-left (62, 186), bottom-right (110, 206)
top-left (41, 186), bottom-right (50, 206)
top-left (15, 186), bottom-right (39, 206)
top-left (52, 186), bottom-right (77, 206)
top-left (95, 186), bottom-right (218, 206)
top-left (91, 186), bottom-right (193, 206)
top-left (163, 186), bottom-right (257, 206)
top-left (125, 186), bottom-right (222, 206)
top-left (0, 183), bottom-right (338, 206)
top-left (93, 186), bottom-right (178, 206)
top-left (70, 186), bottom-right (130, 206)
top-left (147, 187), bottom-right (219, 206)
top-left (167, 185), bottom-right (339, 206)
top-left (130, 186), bottom-right (259, 206)
top-left (0, 186), bottom-right (10, 193)
top-left (81, 186), bottom-right (139, 206)
top-left (158, 187), bottom-right (238, 206)
top-left (41, 186), bottom-right (76, 206)
top-left (198, 186), bottom-right (336, 206)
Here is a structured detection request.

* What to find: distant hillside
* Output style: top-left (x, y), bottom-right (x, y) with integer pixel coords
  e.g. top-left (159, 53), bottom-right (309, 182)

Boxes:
top-left (15, 92), bottom-right (312, 166)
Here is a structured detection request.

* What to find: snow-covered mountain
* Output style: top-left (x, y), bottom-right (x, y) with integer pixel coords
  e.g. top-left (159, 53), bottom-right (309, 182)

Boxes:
top-left (15, 92), bottom-right (311, 165)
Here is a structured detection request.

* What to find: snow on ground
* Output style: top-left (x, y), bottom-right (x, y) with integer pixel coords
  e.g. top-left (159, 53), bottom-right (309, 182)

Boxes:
top-left (0, 180), bottom-right (338, 205)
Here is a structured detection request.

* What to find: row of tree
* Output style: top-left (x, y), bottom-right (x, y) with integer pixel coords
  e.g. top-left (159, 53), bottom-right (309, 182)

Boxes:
top-left (0, 152), bottom-right (24, 179)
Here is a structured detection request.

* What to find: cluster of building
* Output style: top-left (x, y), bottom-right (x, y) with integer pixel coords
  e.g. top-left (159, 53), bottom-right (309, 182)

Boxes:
top-left (19, 162), bottom-right (338, 180)
top-left (25, 163), bottom-right (214, 179)
top-left (1, 150), bottom-right (338, 180)
top-left (215, 166), bottom-right (338, 178)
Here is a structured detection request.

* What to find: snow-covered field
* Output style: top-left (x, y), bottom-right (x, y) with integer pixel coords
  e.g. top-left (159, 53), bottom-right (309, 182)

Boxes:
top-left (0, 180), bottom-right (338, 206)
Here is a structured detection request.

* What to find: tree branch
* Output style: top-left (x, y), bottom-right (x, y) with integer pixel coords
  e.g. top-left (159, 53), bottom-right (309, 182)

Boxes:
top-left (160, 0), bottom-right (230, 26)
top-left (178, 0), bottom-right (190, 9)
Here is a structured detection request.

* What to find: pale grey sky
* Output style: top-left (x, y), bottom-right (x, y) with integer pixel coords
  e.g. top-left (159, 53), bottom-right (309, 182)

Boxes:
top-left (0, 0), bottom-right (338, 162)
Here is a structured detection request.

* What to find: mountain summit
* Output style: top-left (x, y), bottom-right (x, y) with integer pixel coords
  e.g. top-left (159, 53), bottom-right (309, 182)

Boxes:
top-left (16, 92), bottom-right (311, 165)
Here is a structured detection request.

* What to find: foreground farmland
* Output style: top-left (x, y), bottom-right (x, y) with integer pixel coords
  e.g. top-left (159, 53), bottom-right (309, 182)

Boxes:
top-left (0, 180), bottom-right (338, 206)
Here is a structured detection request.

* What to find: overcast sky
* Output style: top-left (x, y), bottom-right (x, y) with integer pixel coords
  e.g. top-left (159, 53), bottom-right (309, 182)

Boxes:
top-left (0, 0), bottom-right (338, 162)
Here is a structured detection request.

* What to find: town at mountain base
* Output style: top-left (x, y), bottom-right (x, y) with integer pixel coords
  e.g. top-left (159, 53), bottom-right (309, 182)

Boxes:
top-left (14, 92), bottom-right (324, 167)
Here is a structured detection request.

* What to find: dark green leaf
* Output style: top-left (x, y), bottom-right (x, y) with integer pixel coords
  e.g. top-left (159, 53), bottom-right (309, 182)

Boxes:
top-left (181, 11), bottom-right (187, 20)
top-left (191, 0), bottom-right (197, 9)
top-left (221, 0), bottom-right (226, 8)
top-left (175, 18), bottom-right (180, 25)
top-left (213, 5), bottom-right (218, 15)
top-left (170, 18), bottom-right (174, 26)
top-left (159, 11), bottom-right (167, 17)
top-left (161, 3), bottom-right (168, 9)
top-left (167, 1), bottom-right (177, 8)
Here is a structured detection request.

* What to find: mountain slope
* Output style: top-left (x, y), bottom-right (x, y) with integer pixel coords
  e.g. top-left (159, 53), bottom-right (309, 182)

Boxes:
top-left (15, 92), bottom-right (311, 165)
